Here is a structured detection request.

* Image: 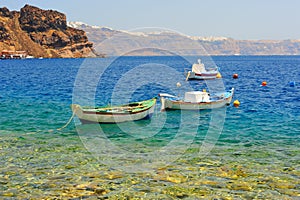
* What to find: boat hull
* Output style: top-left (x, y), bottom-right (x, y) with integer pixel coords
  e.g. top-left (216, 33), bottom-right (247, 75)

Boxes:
top-left (78, 112), bottom-right (154, 124)
top-left (185, 71), bottom-right (218, 80)
top-left (71, 98), bottom-right (156, 124)
top-left (159, 89), bottom-right (234, 110)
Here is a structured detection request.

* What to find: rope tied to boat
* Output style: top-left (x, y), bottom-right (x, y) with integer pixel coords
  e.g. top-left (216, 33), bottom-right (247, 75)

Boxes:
top-left (56, 105), bottom-right (79, 131)
top-left (186, 71), bottom-right (191, 81)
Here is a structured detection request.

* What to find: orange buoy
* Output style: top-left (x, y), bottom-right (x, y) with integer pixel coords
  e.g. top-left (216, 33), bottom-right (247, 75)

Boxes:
top-left (232, 73), bottom-right (238, 79)
top-left (233, 100), bottom-right (240, 107)
top-left (216, 73), bottom-right (222, 78)
top-left (261, 81), bottom-right (267, 86)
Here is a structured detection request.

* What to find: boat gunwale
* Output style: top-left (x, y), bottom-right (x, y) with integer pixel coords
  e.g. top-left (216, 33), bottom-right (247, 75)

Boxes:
top-left (169, 95), bottom-right (232, 105)
top-left (80, 98), bottom-right (156, 116)
top-left (194, 72), bottom-right (218, 76)
top-left (82, 105), bottom-right (154, 115)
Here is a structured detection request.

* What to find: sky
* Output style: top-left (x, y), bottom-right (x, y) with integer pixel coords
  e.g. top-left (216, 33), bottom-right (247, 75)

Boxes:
top-left (1, 0), bottom-right (300, 40)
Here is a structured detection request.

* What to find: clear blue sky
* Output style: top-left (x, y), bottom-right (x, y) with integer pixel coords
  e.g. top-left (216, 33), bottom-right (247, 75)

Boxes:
top-left (1, 0), bottom-right (300, 40)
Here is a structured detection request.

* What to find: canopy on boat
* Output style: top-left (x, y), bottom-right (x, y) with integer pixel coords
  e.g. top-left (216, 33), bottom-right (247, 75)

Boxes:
top-left (192, 59), bottom-right (205, 74)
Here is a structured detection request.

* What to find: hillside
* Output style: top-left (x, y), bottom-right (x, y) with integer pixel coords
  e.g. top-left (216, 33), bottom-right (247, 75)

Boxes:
top-left (0, 5), bottom-right (96, 58)
top-left (69, 22), bottom-right (300, 56)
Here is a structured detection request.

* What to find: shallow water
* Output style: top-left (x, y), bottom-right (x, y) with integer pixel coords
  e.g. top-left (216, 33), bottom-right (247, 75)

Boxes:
top-left (0, 56), bottom-right (299, 199)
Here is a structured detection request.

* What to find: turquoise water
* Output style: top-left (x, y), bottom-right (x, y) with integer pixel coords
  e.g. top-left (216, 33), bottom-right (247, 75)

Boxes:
top-left (0, 56), bottom-right (299, 199)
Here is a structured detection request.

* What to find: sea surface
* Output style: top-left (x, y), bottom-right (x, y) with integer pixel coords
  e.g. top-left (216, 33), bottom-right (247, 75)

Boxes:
top-left (0, 56), bottom-right (299, 199)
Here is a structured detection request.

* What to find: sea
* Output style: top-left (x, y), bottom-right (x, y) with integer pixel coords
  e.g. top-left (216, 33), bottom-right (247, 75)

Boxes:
top-left (0, 56), bottom-right (299, 199)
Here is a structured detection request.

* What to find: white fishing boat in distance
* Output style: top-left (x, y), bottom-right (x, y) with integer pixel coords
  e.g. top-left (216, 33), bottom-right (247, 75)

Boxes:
top-left (184, 59), bottom-right (219, 80)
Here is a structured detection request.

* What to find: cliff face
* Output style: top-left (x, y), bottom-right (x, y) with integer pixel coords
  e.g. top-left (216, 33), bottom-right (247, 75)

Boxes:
top-left (0, 8), bottom-right (12, 42)
top-left (0, 5), bottom-right (95, 58)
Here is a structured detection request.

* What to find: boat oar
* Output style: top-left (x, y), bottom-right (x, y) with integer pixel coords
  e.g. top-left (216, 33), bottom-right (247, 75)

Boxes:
top-left (96, 104), bottom-right (145, 112)
top-left (123, 105), bottom-right (145, 109)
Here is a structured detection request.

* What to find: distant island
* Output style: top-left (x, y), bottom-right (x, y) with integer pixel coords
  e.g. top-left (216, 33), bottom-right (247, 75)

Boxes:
top-left (69, 22), bottom-right (300, 56)
top-left (1, 5), bottom-right (299, 58)
top-left (0, 5), bottom-right (97, 58)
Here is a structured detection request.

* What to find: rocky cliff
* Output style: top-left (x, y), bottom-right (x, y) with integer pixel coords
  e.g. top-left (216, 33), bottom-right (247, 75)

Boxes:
top-left (0, 5), bottom-right (96, 58)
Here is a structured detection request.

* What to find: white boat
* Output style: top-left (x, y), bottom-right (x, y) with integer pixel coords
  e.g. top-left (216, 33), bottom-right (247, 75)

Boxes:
top-left (26, 55), bottom-right (35, 59)
top-left (159, 88), bottom-right (234, 111)
top-left (71, 98), bottom-right (157, 124)
top-left (184, 59), bottom-right (219, 80)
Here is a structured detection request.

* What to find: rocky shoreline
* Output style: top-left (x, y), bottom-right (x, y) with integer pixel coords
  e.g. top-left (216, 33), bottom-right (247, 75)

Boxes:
top-left (0, 5), bottom-right (98, 58)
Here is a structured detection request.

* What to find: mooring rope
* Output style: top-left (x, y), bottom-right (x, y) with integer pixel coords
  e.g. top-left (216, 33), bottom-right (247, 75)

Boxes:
top-left (56, 106), bottom-right (78, 131)
top-left (185, 71), bottom-right (191, 81)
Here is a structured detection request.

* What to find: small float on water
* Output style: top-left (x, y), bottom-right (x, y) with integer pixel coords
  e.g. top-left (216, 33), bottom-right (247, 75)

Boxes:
top-left (71, 98), bottom-right (157, 124)
top-left (159, 88), bottom-right (234, 111)
top-left (261, 81), bottom-right (267, 86)
top-left (233, 73), bottom-right (239, 79)
top-left (233, 99), bottom-right (240, 107)
top-left (184, 59), bottom-right (219, 80)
